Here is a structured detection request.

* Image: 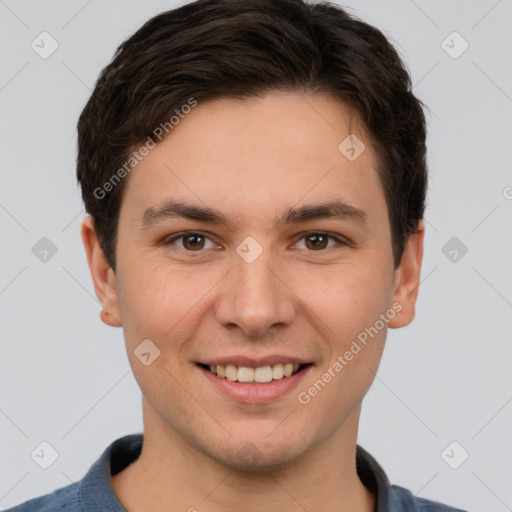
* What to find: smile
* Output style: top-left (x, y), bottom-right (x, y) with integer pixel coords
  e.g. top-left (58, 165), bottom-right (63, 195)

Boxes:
top-left (197, 363), bottom-right (310, 383)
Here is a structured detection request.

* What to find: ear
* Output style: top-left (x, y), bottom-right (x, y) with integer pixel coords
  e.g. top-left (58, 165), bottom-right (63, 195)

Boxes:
top-left (388, 220), bottom-right (425, 329)
top-left (81, 215), bottom-right (122, 327)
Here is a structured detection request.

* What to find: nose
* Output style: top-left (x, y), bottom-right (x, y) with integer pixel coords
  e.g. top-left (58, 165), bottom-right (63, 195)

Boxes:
top-left (214, 246), bottom-right (296, 338)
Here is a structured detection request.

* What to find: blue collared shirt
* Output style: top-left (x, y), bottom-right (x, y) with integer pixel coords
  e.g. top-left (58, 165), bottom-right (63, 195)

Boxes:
top-left (5, 434), bottom-right (468, 511)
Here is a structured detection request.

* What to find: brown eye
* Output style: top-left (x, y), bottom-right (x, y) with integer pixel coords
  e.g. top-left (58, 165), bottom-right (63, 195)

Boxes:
top-left (304, 233), bottom-right (329, 250)
top-left (293, 232), bottom-right (345, 252)
top-left (182, 234), bottom-right (206, 250)
top-left (166, 232), bottom-right (215, 251)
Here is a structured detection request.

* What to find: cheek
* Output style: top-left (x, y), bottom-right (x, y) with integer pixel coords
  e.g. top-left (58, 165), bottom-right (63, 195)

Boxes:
top-left (291, 261), bottom-right (390, 339)
top-left (292, 262), bottom-right (391, 409)
top-left (295, 267), bottom-right (389, 427)
top-left (116, 259), bottom-right (218, 348)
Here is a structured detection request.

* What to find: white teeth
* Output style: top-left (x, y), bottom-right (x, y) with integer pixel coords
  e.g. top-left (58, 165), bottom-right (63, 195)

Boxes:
top-left (254, 366), bottom-right (273, 383)
top-left (225, 364), bottom-right (238, 381)
top-left (237, 367), bottom-right (255, 382)
top-left (272, 364), bottom-right (284, 380)
top-left (204, 362), bottom-right (306, 383)
top-left (283, 363), bottom-right (293, 377)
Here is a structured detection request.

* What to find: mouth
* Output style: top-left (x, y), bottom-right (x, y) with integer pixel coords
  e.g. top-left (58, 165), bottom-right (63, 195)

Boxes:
top-left (196, 361), bottom-right (314, 404)
top-left (196, 362), bottom-right (312, 384)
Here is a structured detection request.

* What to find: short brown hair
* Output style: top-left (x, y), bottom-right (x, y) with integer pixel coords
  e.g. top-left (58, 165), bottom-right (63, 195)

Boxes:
top-left (77, 0), bottom-right (428, 271)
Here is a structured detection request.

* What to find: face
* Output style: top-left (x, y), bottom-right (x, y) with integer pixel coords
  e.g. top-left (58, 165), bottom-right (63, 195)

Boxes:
top-left (83, 92), bottom-right (423, 471)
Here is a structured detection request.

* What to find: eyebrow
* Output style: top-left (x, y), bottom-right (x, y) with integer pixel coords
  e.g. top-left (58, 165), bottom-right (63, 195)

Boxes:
top-left (139, 199), bottom-right (369, 230)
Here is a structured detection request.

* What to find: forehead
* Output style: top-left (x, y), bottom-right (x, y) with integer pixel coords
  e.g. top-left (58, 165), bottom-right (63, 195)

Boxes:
top-left (120, 92), bottom-right (385, 228)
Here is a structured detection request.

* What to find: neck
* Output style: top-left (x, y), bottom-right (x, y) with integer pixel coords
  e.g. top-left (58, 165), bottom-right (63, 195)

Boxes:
top-left (111, 403), bottom-right (375, 512)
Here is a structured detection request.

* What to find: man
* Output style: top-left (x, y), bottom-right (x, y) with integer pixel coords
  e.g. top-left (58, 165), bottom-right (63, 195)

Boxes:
top-left (7, 0), bottom-right (468, 510)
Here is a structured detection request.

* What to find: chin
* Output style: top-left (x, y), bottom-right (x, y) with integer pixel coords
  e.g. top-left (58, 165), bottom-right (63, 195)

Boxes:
top-left (203, 432), bottom-right (309, 473)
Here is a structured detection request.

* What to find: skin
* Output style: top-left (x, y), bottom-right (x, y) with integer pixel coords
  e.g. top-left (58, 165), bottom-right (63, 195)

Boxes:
top-left (82, 91), bottom-right (424, 511)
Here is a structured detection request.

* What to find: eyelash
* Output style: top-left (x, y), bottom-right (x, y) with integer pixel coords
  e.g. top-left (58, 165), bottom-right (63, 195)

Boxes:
top-left (164, 231), bottom-right (348, 253)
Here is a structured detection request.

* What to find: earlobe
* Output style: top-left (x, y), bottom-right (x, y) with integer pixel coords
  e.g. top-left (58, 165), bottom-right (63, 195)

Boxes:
top-left (100, 307), bottom-right (122, 327)
top-left (388, 220), bottom-right (425, 329)
top-left (81, 215), bottom-right (122, 328)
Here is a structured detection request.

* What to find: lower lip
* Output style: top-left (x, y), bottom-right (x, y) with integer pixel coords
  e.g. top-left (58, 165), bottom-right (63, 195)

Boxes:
top-left (197, 364), bottom-right (313, 404)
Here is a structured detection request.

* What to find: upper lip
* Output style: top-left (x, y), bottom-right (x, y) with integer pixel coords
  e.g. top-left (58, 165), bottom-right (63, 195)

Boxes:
top-left (198, 355), bottom-right (313, 367)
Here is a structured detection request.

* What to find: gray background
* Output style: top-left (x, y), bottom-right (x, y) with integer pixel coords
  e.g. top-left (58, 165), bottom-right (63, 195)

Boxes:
top-left (1, 0), bottom-right (511, 510)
